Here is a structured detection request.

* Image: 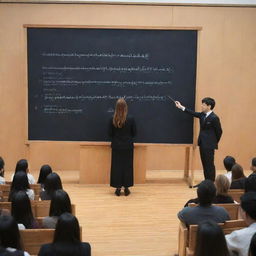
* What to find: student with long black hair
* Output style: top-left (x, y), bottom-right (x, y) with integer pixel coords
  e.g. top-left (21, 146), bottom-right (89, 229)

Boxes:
top-left (195, 220), bottom-right (229, 256)
top-left (42, 189), bottom-right (72, 229)
top-left (0, 215), bottom-right (30, 255)
top-left (11, 191), bottom-right (39, 229)
top-left (37, 164), bottom-right (52, 190)
top-left (11, 159), bottom-right (35, 185)
top-left (8, 172), bottom-right (34, 201)
top-left (39, 213), bottom-right (91, 256)
top-left (40, 172), bottom-right (63, 200)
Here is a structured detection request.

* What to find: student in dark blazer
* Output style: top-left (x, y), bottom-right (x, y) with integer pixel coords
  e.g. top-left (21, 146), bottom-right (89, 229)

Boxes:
top-left (175, 97), bottom-right (222, 185)
top-left (109, 98), bottom-right (136, 196)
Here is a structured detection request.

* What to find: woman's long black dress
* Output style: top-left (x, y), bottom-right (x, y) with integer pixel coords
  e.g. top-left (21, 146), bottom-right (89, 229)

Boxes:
top-left (109, 116), bottom-right (136, 188)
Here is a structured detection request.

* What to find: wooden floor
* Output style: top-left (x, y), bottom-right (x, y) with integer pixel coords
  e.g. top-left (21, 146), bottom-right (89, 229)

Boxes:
top-left (4, 169), bottom-right (251, 256)
top-left (64, 183), bottom-right (195, 256)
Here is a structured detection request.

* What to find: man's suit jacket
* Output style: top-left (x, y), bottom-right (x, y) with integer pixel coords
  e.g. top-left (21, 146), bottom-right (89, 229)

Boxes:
top-left (185, 108), bottom-right (222, 149)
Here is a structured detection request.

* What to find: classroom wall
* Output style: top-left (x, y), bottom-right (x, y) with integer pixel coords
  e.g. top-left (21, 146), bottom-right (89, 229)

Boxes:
top-left (0, 3), bottom-right (255, 174)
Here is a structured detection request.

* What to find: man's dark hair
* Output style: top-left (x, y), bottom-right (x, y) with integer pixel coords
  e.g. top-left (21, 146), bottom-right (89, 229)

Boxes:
top-left (223, 156), bottom-right (236, 172)
top-left (245, 174), bottom-right (256, 193)
top-left (202, 97), bottom-right (216, 110)
top-left (197, 180), bottom-right (216, 206)
top-left (240, 192), bottom-right (256, 220)
top-left (252, 157), bottom-right (256, 167)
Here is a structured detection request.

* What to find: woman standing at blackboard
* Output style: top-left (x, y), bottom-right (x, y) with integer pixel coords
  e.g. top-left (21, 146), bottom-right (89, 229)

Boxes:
top-left (109, 98), bottom-right (136, 196)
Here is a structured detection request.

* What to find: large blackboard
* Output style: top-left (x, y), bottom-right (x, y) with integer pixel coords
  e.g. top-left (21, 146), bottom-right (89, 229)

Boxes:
top-left (27, 28), bottom-right (197, 143)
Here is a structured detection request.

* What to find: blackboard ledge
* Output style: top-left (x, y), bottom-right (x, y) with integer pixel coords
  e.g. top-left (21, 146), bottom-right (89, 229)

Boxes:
top-left (25, 140), bottom-right (193, 147)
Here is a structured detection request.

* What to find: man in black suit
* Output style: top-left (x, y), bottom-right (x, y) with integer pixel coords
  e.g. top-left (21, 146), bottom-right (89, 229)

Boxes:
top-left (175, 97), bottom-right (222, 185)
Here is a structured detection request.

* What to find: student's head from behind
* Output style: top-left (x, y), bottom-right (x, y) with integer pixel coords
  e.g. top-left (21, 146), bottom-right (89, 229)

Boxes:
top-left (231, 164), bottom-right (245, 181)
top-left (251, 158), bottom-right (256, 173)
top-left (245, 174), bottom-right (256, 193)
top-left (0, 157), bottom-right (5, 177)
top-left (54, 213), bottom-right (80, 243)
top-left (49, 189), bottom-right (72, 217)
top-left (240, 192), bottom-right (256, 225)
top-left (197, 180), bottom-right (216, 207)
top-left (201, 97), bottom-right (215, 113)
top-left (223, 156), bottom-right (236, 172)
top-left (0, 215), bottom-right (21, 250)
top-left (44, 172), bottom-right (63, 197)
top-left (113, 97), bottom-right (128, 128)
top-left (9, 171), bottom-right (30, 201)
top-left (215, 175), bottom-right (230, 196)
top-left (11, 191), bottom-right (34, 229)
top-left (249, 232), bottom-right (256, 256)
top-left (195, 220), bottom-right (229, 256)
top-left (37, 164), bottom-right (53, 185)
top-left (15, 159), bottom-right (28, 174)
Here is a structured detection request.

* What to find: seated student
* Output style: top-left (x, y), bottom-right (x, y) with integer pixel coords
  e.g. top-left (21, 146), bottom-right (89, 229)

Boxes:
top-left (184, 175), bottom-right (234, 207)
top-left (38, 213), bottom-right (91, 256)
top-left (40, 172), bottom-right (63, 200)
top-left (194, 220), bottom-right (229, 256)
top-left (251, 158), bottom-right (256, 174)
top-left (0, 157), bottom-right (5, 184)
top-left (230, 164), bottom-right (247, 189)
top-left (0, 215), bottom-right (30, 256)
top-left (178, 180), bottom-right (230, 226)
top-left (11, 159), bottom-right (35, 185)
top-left (223, 156), bottom-right (236, 183)
top-left (226, 192), bottom-right (256, 256)
top-left (246, 174), bottom-right (256, 193)
top-left (213, 174), bottom-right (234, 204)
top-left (249, 232), bottom-right (256, 256)
top-left (8, 172), bottom-right (34, 201)
top-left (37, 165), bottom-right (52, 190)
top-left (11, 191), bottom-right (39, 229)
top-left (42, 189), bottom-right (72, 229)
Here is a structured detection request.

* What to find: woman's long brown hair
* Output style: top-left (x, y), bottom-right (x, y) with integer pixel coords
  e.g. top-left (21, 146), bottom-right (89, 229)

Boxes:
top-left (113, 98), bottom-right (128, 128)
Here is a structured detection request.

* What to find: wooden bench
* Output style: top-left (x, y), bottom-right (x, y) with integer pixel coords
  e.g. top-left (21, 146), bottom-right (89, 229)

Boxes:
top-left (228, 189), bottom-right (244, 203)
top-left (0, 201), bottom-right (36, 216)
top-left (33, 201), bottom-right (76, 217)
top-left (20, 226), bottom-right (83, 255)
top-left (0, 201), bottom-right (75, 218)
top-left (178, 221), bottom-right (188, 256)
top-left (0, 184), bottom-right (41, 201)
top-left (20, 229), bottom-right (55, 255)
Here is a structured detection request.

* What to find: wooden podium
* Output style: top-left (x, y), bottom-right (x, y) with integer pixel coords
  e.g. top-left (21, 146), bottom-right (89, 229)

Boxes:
top-left (79, 143), bottom-right (147, 184)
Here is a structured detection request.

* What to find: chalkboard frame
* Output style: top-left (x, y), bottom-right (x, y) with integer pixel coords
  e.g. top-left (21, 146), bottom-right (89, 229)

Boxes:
top-left (24, 24), bottom-right (202, 145)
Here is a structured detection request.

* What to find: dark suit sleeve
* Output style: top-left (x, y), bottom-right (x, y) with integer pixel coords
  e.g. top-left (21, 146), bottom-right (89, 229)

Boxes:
top-left (131, 118), bottom-right (137, 137)
top-left (213, 116), bottom-right (222, 142)
top-left (184, 108), bottom-right (201, 118)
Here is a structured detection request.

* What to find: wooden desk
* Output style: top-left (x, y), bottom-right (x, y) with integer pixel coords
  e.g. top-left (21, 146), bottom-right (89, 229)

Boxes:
top-left (79, 142), bottom-right (147, 184)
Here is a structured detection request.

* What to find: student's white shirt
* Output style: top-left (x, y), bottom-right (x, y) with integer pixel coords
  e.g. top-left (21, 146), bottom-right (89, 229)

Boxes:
top-left (0, 176), bottom-right (5, 184)
top-left (7, 247), bottom-right (30, 256)
top-left (26, 189), bottom-right (35, 200)
top-left (11, 173), bottom-right (36, 184)
top-left (225, 222), bottom-right (256, 256)
top-left (224, 171), bottom-right (232, 184)
top-left (18, 223), bottom-right (26, 230)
